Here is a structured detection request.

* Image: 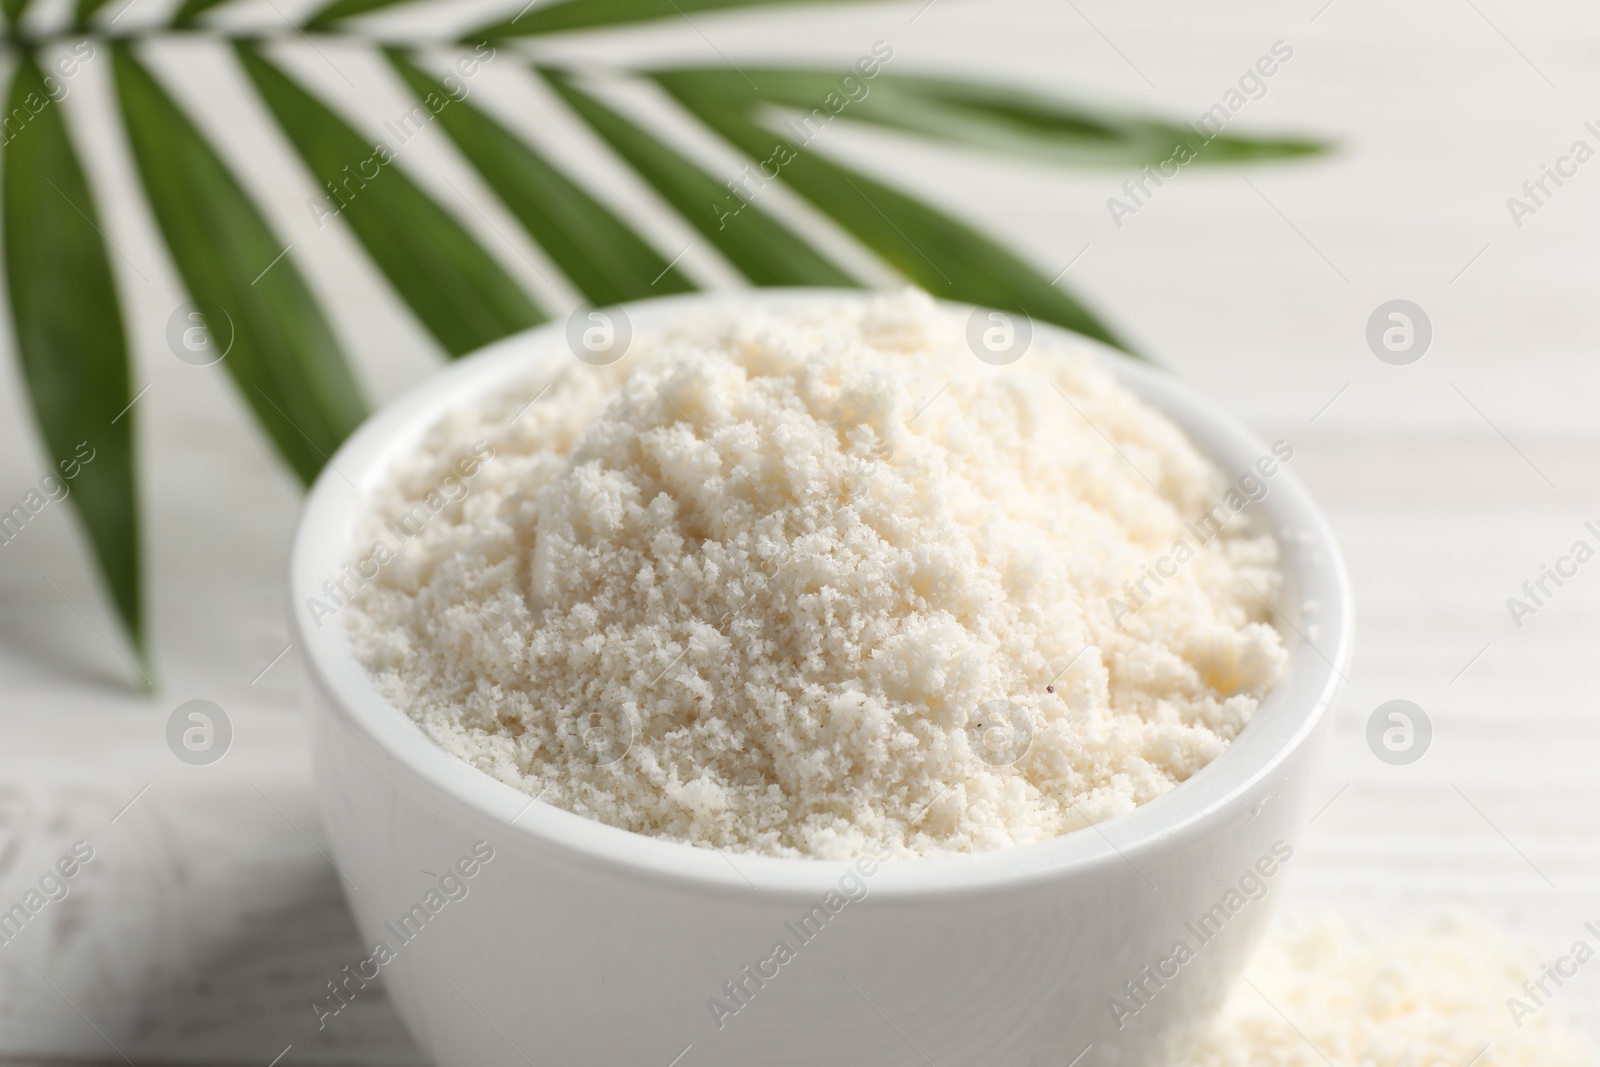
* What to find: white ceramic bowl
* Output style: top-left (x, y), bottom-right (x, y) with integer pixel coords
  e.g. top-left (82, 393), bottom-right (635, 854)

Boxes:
top-left (288, 290), bottom-right (1353, 1067)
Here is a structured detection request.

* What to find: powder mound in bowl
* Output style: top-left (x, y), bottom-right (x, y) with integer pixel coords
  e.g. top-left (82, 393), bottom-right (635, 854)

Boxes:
top-left (346, 291), bottom-right (1288, 859)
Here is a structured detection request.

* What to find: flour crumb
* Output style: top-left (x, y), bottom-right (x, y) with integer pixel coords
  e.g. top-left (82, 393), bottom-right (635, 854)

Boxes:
top-left (1184, 915), bottom-right (1597, 1067)
top-left (347, 291), bottom-right (1287, 859)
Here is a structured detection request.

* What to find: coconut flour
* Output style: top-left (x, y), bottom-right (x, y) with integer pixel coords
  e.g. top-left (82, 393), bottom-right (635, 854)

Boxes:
top-left (346, 291), bottom-right (1287, 858)
top-left (1185, 915), bottom-right (1596, 1067)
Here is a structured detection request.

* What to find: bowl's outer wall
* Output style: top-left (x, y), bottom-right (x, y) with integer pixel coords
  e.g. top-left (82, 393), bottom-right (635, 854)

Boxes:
top-left (292, 290), bottom-right (1351, 1067)
top-left (311, 681), bottom-right (1323, 1067)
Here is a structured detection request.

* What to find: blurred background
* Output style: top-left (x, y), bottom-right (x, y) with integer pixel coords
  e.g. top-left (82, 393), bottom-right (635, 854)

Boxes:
top-left (1, 0), bottom-right (1597, 1060)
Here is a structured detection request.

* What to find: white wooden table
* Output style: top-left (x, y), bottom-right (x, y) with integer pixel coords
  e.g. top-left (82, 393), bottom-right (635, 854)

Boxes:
top-left (3, 0), bottom-right (1598, 1061)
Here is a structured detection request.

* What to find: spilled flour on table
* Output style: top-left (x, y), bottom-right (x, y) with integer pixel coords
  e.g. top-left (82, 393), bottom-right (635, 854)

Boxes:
top-left (1185, 914), bottom-right (1596, 1067)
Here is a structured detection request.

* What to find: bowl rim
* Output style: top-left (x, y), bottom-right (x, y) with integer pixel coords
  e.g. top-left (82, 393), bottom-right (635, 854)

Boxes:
top-left (288, 288), bottom-right (1354, 900)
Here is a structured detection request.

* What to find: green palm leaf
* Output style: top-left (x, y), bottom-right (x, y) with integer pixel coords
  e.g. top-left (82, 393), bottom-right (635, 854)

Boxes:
top-left (74, 0), bottom-right (119, 26)
top-left (389, 51), bottom-right (693, 304)
top-left (237, 43), bottom-right (544, 356)
top-left (656, 70), bottom-right (1125, 346)
top-left (659, 67), bottom-right (1324, 165)
top-left (467, 0), bottom-right (858, 41)
top-left (169, 0), bottom-right (242, 27)
top-left (113, 43), bottom-right (367, 484)
top-left (4, 51), bottom-right (144, 664)
top-left (303, 0), bottom-right (423, 31)
top-left (541, 67), bottom-right (857, 287)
